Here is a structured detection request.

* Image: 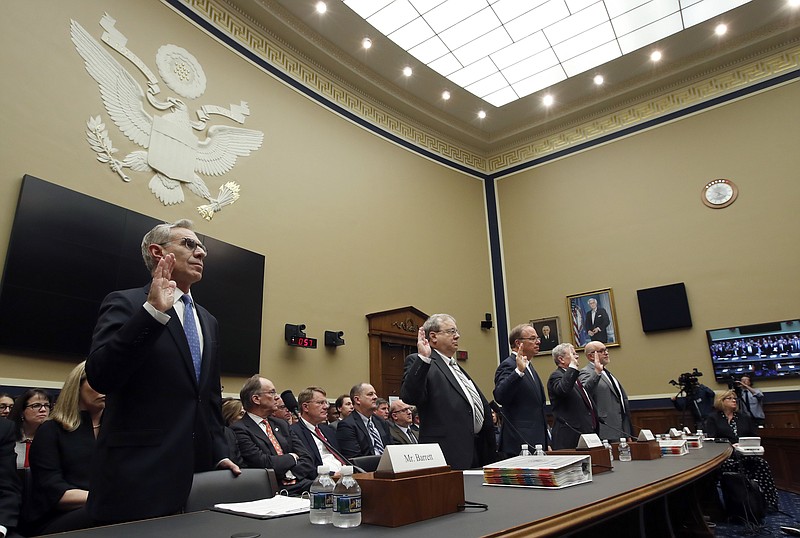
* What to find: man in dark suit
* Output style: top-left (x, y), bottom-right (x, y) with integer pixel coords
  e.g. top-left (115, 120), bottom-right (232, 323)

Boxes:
top-left (233, 376), bottom-right (314, 494)
top-left (336, 383), bottom-right (392, 459)
top-left (401, 314), bottom-right (497, 470)
top-left (290, 386), bottom-right (346, 474)
top-left (387, 399), bottom-right (417, 445)
top-left (86, 219), bottom-right (238, 523)
top-left (539, 325), bottom-right (558, 352)
top-left (584, 298), bottom-right (610, 343)
top-left (0, 418), bottom-right (21, 538)
top-left (493, 324), bottom-right (549, 457)
top-left (547, 343), bottom-right (598, 449)
top-left (579, 342), bottom-right (631, 441)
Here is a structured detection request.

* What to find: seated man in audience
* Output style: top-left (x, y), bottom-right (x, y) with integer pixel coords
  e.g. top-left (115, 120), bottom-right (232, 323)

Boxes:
top-left (388, 400), bottom-right (418, 444)
top-left (1, 417), bottom-right (22, 538)
top-left (233, 375), bottom-right (314, 494)
top-left (290, 387), bottom-right (346, 476)
top-left (328, 395), bottom-right (353, 431)
top-left (375, 398), bottom-right (390, 421)
top-left (274, 396), bottom-right (296, 425)
top-left (336, 383), bottom-right (392, 459)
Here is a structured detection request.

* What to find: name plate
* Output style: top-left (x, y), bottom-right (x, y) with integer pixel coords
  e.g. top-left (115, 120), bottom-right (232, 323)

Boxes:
top-left (637, 429), bottom-right (655, 442)
top-left (576, 433), bottom-right (603, 449)
top-left (376, 444), bottom-right (447, 474)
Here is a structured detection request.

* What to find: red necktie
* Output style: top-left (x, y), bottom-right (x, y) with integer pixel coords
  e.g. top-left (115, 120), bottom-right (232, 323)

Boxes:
top-left (576, 379), bottom-right (598, 430)
top-left (315, 425), bottom-right (346, 464)
top-left (262, 420), bottom-right (295, 485)
top-left (23, 439), bottom-right (32, 468)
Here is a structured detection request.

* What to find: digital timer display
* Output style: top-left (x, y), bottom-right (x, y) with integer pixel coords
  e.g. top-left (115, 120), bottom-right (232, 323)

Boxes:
top-left (288, 336), bottom-right (317, 349)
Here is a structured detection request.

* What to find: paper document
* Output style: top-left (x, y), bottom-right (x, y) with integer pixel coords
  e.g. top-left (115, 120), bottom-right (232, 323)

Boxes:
top-left (213, 495), bottom-right (310, 519)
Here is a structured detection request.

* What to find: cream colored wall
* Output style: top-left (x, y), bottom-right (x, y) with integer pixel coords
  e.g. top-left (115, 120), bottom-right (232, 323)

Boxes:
top-left (0, 1), bottom-right (497, 396)
top-left (498, 82), bottom-right (800, 398)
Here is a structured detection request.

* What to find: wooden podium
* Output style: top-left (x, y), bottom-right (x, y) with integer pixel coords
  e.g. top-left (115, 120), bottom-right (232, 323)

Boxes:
top-left (546, 446), bottom-right (612, 474)
top-left (355, 466), bottom-right (464, 527)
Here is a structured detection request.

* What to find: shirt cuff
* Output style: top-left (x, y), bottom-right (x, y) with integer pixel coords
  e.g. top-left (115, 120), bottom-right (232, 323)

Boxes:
top-left (0, 523), bottom-right (7, 537)
top-left (143, 302), bottom-right (170, 325)
top-left (419, 355), bottom-right (432, 364)
top-left (515, 368), bottom-right (525, 376)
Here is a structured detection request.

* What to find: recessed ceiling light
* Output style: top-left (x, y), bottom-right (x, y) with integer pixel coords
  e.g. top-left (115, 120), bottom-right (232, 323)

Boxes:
top-left (403, 66), bottom-right (413, 77)
top-left (650, 50), bottom-right (663, 62)
top-left (715, 24), bottom-right (727, 36)
top-left (477, 110), bottom-right (487, 119)
top-left (442, 90), bottom-right (451, 101)
top-left (543, 94), bottom-right (554, 107)
top-left (362, 37), bottom-right (372, 50)
top-left (315, 1), bottom-right (327, 14)
top-left (593, 75), bottom-right (604, 86)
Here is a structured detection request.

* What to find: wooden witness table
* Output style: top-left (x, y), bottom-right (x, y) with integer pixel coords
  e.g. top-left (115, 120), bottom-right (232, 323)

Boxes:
top-left (47, 443), bottom-right (731, 538)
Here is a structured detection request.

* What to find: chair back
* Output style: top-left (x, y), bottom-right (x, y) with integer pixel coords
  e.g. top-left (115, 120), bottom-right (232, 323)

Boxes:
top-left (351, 455), bottom-right (381, 472)
top-left (184, 468), bottom-right (278, 512)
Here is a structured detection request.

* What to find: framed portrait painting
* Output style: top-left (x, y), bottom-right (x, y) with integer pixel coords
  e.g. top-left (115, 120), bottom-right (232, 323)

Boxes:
top-left (566, 288), bottom-right (620, 350)
top-left (529, 316), bottom-right (561, 355)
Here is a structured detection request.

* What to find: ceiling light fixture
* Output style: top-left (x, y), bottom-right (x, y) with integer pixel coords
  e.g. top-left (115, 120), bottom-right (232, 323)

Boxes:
top-left (442, 90), bottom-right (451, 101)
top-left (650, 50), bottom-right (663, 62)
top-left (315, 1), bottom-right (327, 14)
top-left (403, 66), bottom-right (412, 77)
top-left (715, 23), bottom-right (727, 36)
top-left (543, 94), bottom-right (554, 107)
top-left (477, 110), bottom-right (487, 119)
top-left (593, 75), bottom-right (604, 86)
top-left (362, 37), bottom-right (372, 50)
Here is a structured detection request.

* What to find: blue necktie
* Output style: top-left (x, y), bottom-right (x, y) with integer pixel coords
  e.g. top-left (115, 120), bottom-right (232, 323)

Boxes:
top-left (368, 418), bottom-right (385, 455)
top-left (181, 295), bottom-right (202, 382)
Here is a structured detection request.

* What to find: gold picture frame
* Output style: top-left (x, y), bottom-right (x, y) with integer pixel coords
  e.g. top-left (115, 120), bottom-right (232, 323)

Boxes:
top-left (566, 288), bottom-right (620, 351)
top-left (528, 316), bottom-right (561, 356)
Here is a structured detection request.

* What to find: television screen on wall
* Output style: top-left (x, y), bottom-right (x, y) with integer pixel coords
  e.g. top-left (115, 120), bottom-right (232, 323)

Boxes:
top-left (0, 175), bottom-right (264, 376)
top-left (706, 319), bottom-right (800, 381)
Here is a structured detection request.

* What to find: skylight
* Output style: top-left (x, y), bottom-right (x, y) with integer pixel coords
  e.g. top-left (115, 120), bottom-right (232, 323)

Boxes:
top-left (343, 0), bottom-right (752, 107)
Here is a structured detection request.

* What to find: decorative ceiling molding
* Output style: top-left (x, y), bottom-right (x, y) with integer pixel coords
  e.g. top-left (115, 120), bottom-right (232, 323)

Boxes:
top-left (174, 0), bottom-right (799, 176)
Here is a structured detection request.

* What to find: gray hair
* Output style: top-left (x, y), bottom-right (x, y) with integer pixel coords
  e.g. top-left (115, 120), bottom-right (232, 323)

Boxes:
top-left (552, 343), bottom-right (573, 365)
top-left (239, 374), bottom-right (264, 412)
top-left (422, 314), bottom-right (456, 339)
top-left (508, 323), bottom-right (533, 347)
top-left (141, 219), bottom-right (195, 272)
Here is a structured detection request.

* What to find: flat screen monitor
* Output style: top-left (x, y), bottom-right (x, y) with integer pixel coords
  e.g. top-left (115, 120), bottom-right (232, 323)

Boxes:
top-left (637, 282), bottom-right (692, 332)
top-left (706, 319), bottom-right (800, 381)
top-left (0, 175), bottom-right (264, 376)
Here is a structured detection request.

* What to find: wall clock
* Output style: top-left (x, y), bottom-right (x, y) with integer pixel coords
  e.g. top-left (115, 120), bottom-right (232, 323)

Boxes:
top-left (701, 179), bottom-right (738, 209)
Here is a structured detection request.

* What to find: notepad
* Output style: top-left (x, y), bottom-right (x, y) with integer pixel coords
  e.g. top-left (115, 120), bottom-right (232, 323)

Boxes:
top-left (213, 495), bottom-right (310, 519)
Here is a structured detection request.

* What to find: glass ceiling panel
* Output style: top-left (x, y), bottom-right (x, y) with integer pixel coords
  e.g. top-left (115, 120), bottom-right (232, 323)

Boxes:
top-left (343, 0), bottom-right (753, 107)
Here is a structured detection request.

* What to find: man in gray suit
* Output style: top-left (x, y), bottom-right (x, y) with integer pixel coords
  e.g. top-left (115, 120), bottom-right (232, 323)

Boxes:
top-left (387, 399), bottom-right (417, 445)
top-left (579, 341), bottom-right (632, 441)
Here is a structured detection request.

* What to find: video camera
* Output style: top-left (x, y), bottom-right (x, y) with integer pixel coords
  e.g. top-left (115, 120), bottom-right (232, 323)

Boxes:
top-left (669, 368), bottom-right (703, 393)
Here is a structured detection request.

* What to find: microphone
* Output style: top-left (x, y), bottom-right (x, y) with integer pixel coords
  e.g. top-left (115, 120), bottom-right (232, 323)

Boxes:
top-left (597, 417), bottom-right (639, 441)
top-left (556, 416), bottom-right (586, 436)
top-left (489, 400), bottom-right (548, 451)
top-left (308, 427), bottom-right (367, 473)
top-left (280, 390), bottom-right (300, 419)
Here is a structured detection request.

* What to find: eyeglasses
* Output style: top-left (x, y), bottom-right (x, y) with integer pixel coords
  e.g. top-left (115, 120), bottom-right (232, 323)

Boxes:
top-left (591, 349), bottom-right (609, 354)
top-left (436, 328), bottom-right (460, 336)
top-left (159, 237), bottom-right (207, 255)
top-left (257, 389), bottom-right (277, 397)
top-left (392, 407), bottom-right (412, 414)
top-left (519, 337), bottom-right (541, 342)
top-left (26, 402), bottom-right (52, 411)
top-left (0, 404), bottom-right (13, 411)
top-left (276, 404), bottom-right (288, 410)
top-left (310, 400), bottom-right (329, 406)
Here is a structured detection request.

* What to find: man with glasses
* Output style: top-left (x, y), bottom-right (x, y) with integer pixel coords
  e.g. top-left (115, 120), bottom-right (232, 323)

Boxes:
top-left (86, 219), bottom-right (237, 523)
top-left (388, 400), bottom-right (417, 445)
top-left (291, 386), bottom-right (344, 475)
top-left (234, 376), bottom-right (314, 494)
top-left (493, 324), bottom-right (549, 457)
top-left (548, 343), bottom-right (598, 449)
top-left (579, 341), bottom-right (632, 441)
top-left (401, 314), bottom-right (497, 469)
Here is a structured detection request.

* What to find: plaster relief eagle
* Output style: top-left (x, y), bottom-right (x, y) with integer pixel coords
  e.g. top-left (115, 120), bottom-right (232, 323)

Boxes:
top-left (71, 16), bottom-right (264, 218)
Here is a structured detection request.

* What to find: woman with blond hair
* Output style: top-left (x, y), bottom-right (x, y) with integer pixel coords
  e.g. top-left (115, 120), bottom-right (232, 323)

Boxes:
top-left (25, 361), bottom-right (104, 535)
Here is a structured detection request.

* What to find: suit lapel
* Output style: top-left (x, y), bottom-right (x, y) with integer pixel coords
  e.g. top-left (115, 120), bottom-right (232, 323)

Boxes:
top-left (431, 349), bottom-right (469, 404)
top-left (244, 414), bottom-right (274, 454)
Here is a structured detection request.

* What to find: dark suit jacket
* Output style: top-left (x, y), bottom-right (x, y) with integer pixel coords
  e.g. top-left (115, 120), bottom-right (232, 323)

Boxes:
top-left (388, 422), bottom-right (417, 445)
top-left (585, 308), bottom-right (610, 343)
top-left (579, 365), bottom-right (631, 441)
top-left (704, 412), bottom-right (757, 443)
top-left (0, 418), bottom-right (21, 533)
top-left (335, 412), bottom-right (392, 459)
top-left (401, 350), bottom-right (496, 470)
top-left (290, 421), bottom-right (342, 468)
top-left (547, 367), bottom-right (597, 449)
top-left (233, 414), bottom-right (314, 493)
top-left (86, 286), bottom-right (228, 522)
top-left (539, 334), bottom-right (558, 352)
top-left (493, 354), bottom-right (549, 454)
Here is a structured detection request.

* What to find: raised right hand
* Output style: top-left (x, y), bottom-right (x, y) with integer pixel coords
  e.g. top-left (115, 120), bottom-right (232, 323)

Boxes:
top-left (147, 253), bottom-right (177, 312)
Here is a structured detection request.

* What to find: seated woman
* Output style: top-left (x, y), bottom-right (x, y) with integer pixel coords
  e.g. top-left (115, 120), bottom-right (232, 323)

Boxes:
top-left (7, 389), bottom-right (52, 468)
top-left (705, 389), bottom-right (778, 511)
top-left (221, 397), bottom-right (244, 466)
top-left (25, 361), bottom-right (104, 535)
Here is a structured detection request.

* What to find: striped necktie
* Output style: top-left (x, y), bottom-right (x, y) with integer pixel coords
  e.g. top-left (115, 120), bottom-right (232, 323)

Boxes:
top-left (449, 358), bottom-right (485, 433)
top-left (368, 418), bottom-right (385, 455)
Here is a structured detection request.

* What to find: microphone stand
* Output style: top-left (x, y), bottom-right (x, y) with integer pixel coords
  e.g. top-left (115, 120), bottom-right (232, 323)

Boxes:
top-left (490, 401), bottom-right (548, 452)
top-left (596, 417), bottom-right (639, 441)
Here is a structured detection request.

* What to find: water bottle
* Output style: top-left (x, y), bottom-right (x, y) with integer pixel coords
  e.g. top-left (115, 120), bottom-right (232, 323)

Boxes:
top-left (533, 444), bottom-right (546, 456)
top-left (603, 439), bottom-right (613, 461)
top-left (332, 465), bottom-right (361, 528)
top-left (618, 438), bottom-right (632, 462)
top-left (696, 429), bottom-right (704, 442)
top-left (519, 443), bottom-right (530, 456)
top-left (309, 465), bottom-right (335, 525)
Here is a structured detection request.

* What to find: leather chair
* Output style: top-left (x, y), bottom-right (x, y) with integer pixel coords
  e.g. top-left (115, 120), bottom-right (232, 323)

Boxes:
top-left (351, 455), bottom-right (381, 473)
top-left (184, 468), bottom-right (278, 512)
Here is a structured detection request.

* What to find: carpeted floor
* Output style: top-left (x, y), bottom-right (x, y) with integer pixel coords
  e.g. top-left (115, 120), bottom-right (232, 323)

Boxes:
top-left (714, 490), bottom-right (800, 537)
